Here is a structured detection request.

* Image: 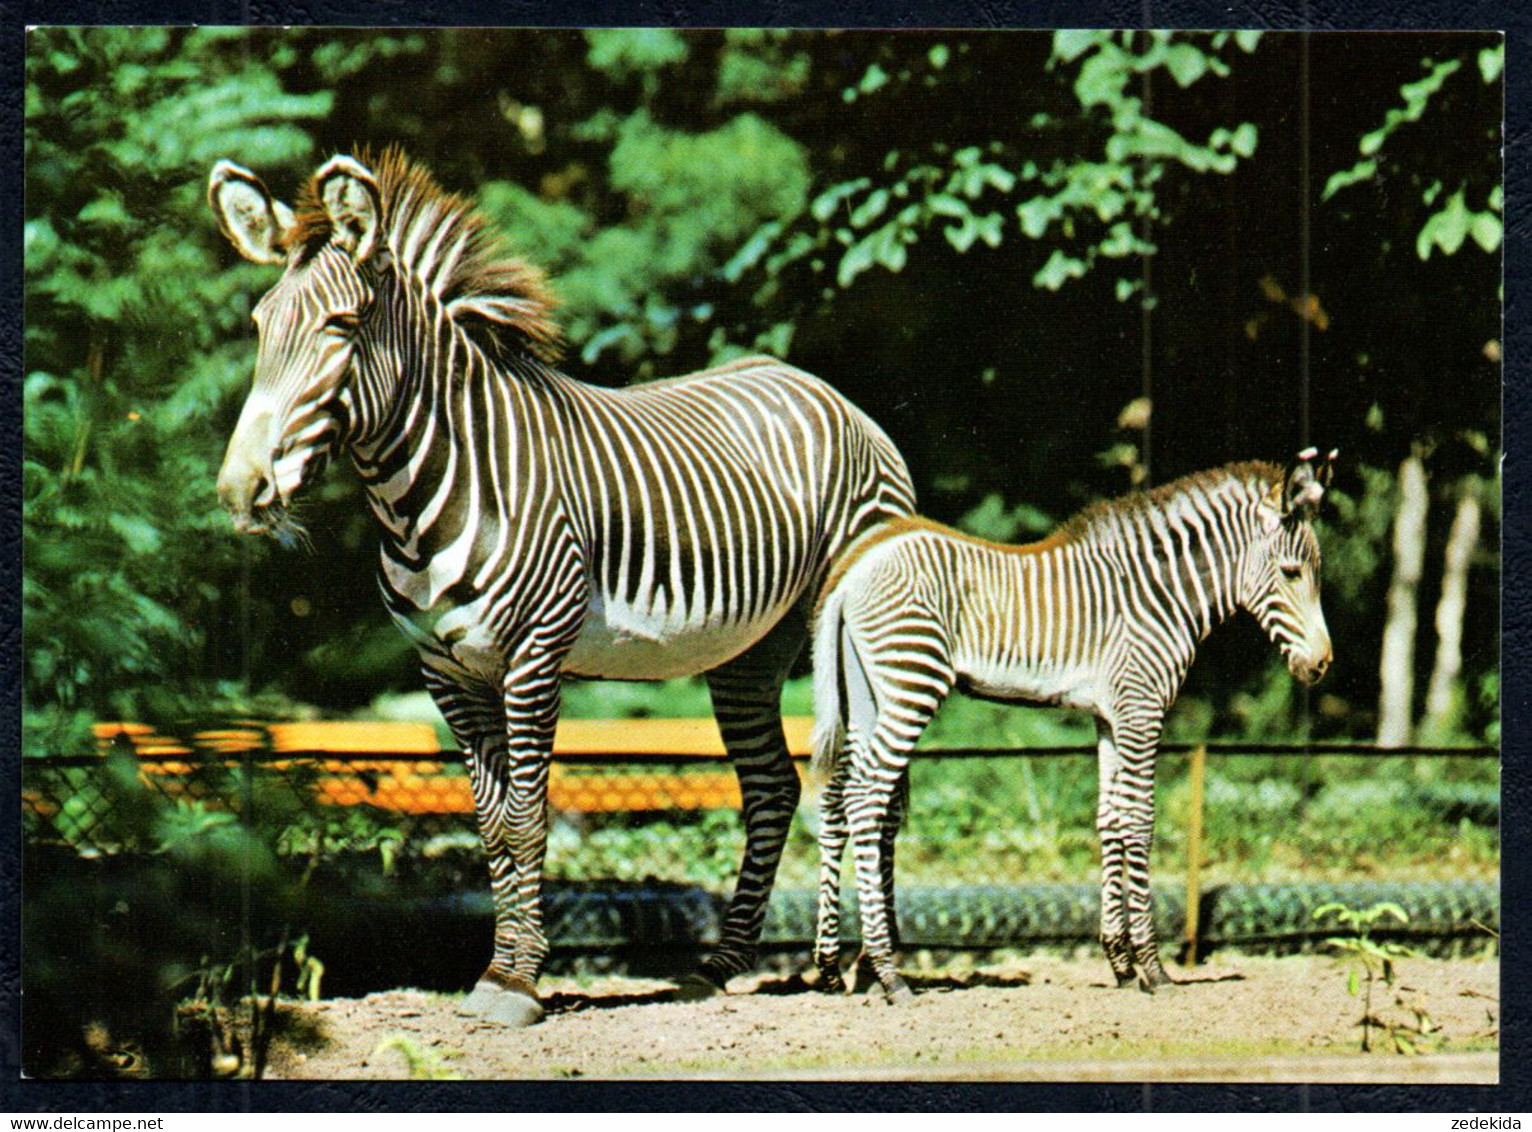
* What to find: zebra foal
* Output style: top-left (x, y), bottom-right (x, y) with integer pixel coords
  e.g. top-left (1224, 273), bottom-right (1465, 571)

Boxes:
top-left (208, 148), bottom-right (915, 1025)
top-left (811, 454), bottom-right (1334, 1002)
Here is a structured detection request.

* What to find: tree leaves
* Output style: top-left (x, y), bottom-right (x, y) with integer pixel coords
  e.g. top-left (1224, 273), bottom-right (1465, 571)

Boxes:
top-left (1416, 187), bottom-right (1502, 260)
top-left (25, 27), bottom-right (330, 722)
top-left (1323, 49), bottom-right (1500, 268)
top-left (1358, 59), bottom-right (1462, 158)
top-left (1322, 159), bottom-right (1378, 201)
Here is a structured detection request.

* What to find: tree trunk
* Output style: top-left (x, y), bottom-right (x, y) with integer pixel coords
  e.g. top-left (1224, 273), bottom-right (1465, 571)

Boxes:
top-left (1422, 482), bottom-right (1482, 738)
top-left (1377, 454), bottom-right (1428, 747)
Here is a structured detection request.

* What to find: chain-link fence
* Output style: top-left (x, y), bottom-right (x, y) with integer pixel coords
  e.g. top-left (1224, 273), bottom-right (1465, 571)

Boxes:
top-left (22, 720), bottom-right (1500, 959)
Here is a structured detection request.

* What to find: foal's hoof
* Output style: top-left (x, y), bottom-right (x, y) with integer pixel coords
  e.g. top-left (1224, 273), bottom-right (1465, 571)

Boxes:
top-left (460, 980), bottom-right (545, 1027)
top-left (1138, 972), bottom-right (1176, 995)
top-left (884, 980), bottom-right (917, 1006)
top-left (815, 968), bottom-right (848, 995)
top-left (673, 973), bottom-right (725, 1003)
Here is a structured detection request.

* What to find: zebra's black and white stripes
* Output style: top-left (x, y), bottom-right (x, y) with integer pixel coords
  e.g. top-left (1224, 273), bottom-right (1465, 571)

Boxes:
top-left (811, 456), bottom-right (1333, 1001)
top-left (210, 149), bottom-right (916, 1025)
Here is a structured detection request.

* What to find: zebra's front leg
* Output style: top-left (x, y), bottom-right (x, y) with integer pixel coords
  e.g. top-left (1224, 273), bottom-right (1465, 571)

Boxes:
top-left (1097, 714), bottom-right (1172, 992)
top-left (1094, 718), bottom-right (1137, 987)
top-left (421, 674), bottom-right (537, 1024)
top-left (1121, 817), bottom-right (1172, 991)
top-left (678, 656), bottom-right (801, 999)
top-left (813, 755), bottom-right (851, 993)
top-left (458, 650), bottom-right (564, 1027)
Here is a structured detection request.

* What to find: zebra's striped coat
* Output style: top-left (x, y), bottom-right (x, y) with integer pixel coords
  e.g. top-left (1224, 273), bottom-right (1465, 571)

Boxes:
top-left (811, 459), bottom-right (1332, 1001)
top-left (210, 149), bottom-right (916, 1024)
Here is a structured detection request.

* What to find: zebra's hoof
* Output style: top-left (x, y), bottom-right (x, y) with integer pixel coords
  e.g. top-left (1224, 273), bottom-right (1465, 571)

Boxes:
top-left (673, 973), bottom-right (725, 1002)
top-left (1138, 973), bottom-right (1176, 995)
top-left (461, 980), bottom-right (545, 1027)
top-left (816, 970), bottom-right (848, 995)
top-left (884, 981), bottom-right (917, 1005)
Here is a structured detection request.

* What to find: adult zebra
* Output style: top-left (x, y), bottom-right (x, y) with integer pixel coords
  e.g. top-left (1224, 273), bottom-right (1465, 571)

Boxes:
top-left (811, 454), bottom-right (1334, 1002)
top-left (208, 148), bottom-right (916, 1026)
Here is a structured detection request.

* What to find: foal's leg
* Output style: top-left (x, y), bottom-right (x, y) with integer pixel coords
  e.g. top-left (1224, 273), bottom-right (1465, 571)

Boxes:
top-left (1097, 712), bottom-right (1172, 991)
top-left (1118, 719), bottom-right (1171, 990)
top-left (1094, 718), bottom-right (1136, 988)
top-left (845, 745), bottom-right (915, 1004)
top-left (879, 769), bottom-right (909, 955)
top-left (813, 754), bottom-right (852, 992)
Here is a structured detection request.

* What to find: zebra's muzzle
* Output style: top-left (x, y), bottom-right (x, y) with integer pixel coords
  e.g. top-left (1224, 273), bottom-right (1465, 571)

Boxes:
top-left (1287, 640), bottom-right (1332, 685)
top-left (217, 449), bottom-right (282, 535)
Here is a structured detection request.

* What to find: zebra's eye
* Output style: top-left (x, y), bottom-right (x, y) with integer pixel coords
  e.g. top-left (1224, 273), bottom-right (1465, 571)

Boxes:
top-left (1280, 562), bottom-right (1302, 581)
top-left (323, 312), bottom-right (361, 335)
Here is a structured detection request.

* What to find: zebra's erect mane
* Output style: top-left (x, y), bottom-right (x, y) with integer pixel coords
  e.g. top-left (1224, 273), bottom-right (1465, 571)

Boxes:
top-left (1053, 461), bottom-right (1283, 545)
top-left (283, 146), bottom-right (563, 363)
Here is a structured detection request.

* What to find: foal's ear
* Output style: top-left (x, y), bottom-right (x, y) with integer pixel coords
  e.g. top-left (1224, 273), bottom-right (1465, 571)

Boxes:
top-left (314, 155), bottom-right (382, 263)
top-left (208, 161), bottom-right (294, 265)
top-left (1319, 448), bottom-right (1339, 491)
top-left (1282, 447), bottom-right (1326, 517)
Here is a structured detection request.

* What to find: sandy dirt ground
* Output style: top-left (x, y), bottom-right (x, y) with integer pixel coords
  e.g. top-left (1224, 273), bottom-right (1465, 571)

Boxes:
top-left (265, 955), bottom-right (1499, 1083)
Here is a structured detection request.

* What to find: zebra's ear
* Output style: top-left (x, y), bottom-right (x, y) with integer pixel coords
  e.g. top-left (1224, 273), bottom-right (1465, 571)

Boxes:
top-left (1283, 450), bottom-right (1325, 517)
top-left (1319, 448), bottom-right (1339, 491)
top-left (315, 155), bottom-right (382, 263)
top-left (209, 161), bottom-right (294, 265)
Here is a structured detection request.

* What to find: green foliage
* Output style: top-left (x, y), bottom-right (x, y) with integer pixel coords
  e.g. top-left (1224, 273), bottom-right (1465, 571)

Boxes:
top-left (585, 28), bottom-right (688, 79)
top-left (733, 30), bottom-right (1261, 310)
top-left (370, 1034), bottom-right (463, 1080)
top-left (22, 28), bottom-right (1500, 768)
top-left (957, 494), bottom-right (1055, 542)
top-left (716, 29), bottom-right (811, 106)
top-left (1323, 51), bottom-right (1502, 259)
top-left (479, 64), bottom-right (811, 368)
top-left (1416, 186), bottom-right (1502, 260)
top-left (25, 28), bottom-right (330, 730)
top-left (1318, 463), bottom-right (1396, 606)
top-left (549, 809), bottom-right (742, 888)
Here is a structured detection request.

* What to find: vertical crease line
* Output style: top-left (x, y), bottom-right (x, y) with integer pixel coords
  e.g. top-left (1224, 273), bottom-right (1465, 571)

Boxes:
top-left (1299, 28), bottom-right (1315, 755)
top-left (239, 539), bottom-right (254, 1087)
top-left (1141, 30), bottom-right (1154, 488)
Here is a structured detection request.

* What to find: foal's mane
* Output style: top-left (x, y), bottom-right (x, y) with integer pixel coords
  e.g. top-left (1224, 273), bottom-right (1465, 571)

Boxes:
top-left (284, 146), bottom-right (563, 363)
top-left (818, 462), bottom-right (1283, 609)
top-left (1053, 461), bottom-right (1282, 544)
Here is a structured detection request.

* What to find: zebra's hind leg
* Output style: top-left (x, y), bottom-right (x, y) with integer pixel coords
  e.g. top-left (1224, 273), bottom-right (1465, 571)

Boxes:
top-left (681, 624), bottom-right (804, 999)
top-left (845, 756), bottom-right (914, 1004)
top-left (881, 768), bottom-right (909, 954)
top-left (813, 755), bottom-right (851, 993)
top-left (851, 766), bottom-right (907, 994)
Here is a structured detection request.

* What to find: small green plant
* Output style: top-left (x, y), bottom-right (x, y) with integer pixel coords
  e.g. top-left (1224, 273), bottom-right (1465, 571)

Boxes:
top-left (174, 930), bottom-right (326, 1078)
top-left (1313, 900), bottom-right (1428, 1053)
top-left (370, 1034), bottom-right (463, 1080)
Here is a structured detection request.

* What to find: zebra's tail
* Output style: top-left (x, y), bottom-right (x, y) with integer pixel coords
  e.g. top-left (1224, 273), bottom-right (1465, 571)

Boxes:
top-left (809, 583), bottom-right (851, 786)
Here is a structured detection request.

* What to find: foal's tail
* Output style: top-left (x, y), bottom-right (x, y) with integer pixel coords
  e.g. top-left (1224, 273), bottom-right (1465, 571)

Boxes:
top-left (810, 583), bottom-right (852, 784)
